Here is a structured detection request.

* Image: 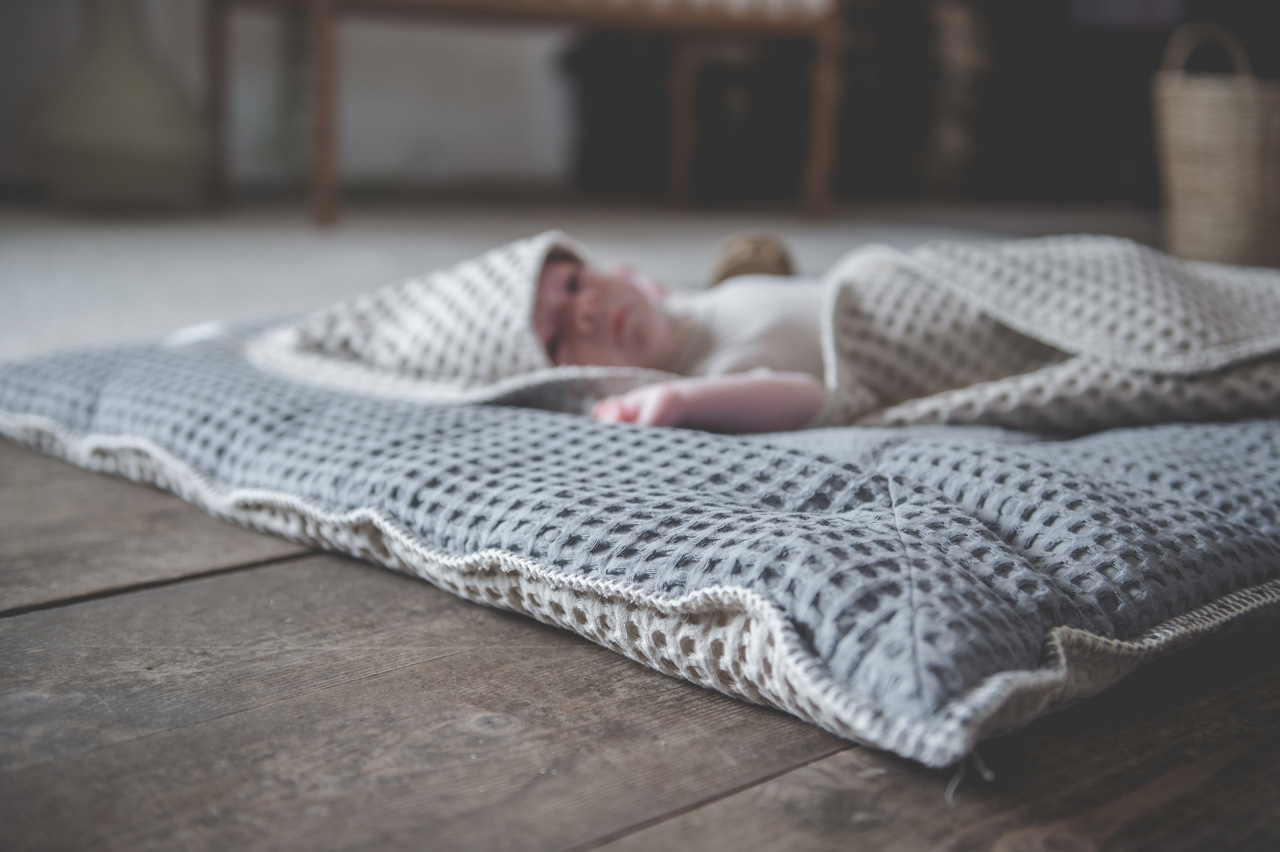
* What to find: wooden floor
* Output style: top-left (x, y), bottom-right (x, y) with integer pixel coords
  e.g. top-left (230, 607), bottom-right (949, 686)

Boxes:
top-left (1, 437), bottom-right (1277, 851)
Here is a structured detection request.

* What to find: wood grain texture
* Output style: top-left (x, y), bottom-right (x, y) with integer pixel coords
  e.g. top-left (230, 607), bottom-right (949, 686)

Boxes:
top-left (238, 0), bottom-right (837, 37)
top-left (204, 0), bottom-right (229, 204)
top-left (309, 0), bottom-right (338, 227)
top-left (0, 555), bottom-right (845, 852)
top-left (665, 40), bottom-right (697, 206)
top-left (0, 555), bottom-right (517, 771)
top-left (0, 440), bottom-right (306, 614)
top-left (803, 26), bottom-right (841, 216)
top-left (596, 623), bottom-right (1280, 852)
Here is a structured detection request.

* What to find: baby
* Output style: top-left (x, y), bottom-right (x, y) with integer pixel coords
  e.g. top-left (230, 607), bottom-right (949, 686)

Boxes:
top-left (250, 229), bottom-right (1280, 438)
top-left (533, 247), bottom-right (827, 433)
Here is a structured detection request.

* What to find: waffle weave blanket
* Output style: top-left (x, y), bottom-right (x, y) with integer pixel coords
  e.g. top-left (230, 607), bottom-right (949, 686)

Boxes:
top-left (820, 236), bottom-right (1280, 429)
top-left (244, 234), bottom-right (1280, 429)
top-left (2, 327), bottom-right (1278, 767)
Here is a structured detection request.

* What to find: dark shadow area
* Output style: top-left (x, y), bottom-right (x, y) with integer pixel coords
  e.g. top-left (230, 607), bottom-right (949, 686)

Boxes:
top-left (980, 619), bottom-right (1280, 787)
top-left (563, 0), bottom-right (1279, 207)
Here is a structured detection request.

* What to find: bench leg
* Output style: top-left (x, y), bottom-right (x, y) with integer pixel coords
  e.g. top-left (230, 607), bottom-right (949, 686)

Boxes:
top-left (204, 0), bottom-right (229, 205)
top-left (803, 28), bottom-right (841, 215)
top-left (666, 40), bottom-right (698, 205)
top-left (309, 0), bottom-right (338, 226)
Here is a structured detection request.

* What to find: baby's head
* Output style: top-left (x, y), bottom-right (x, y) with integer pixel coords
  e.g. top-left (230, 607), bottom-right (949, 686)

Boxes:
top-left (533, 249), bottom-right (675, 369)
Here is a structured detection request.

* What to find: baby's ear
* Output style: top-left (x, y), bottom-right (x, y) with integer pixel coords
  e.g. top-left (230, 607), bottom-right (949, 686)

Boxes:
top-left (631, 271), bottom-right (669, 304)
top-left (606, 262), bottom-right (669, 304)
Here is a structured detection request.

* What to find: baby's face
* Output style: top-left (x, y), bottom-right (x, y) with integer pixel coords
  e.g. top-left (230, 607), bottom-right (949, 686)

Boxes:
top-left (533, 259), bottom-right (673, 368)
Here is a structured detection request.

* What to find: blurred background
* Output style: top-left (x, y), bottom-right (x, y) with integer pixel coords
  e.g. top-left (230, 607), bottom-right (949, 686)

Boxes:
top-left (1, 0), bottom-right (1277, 358)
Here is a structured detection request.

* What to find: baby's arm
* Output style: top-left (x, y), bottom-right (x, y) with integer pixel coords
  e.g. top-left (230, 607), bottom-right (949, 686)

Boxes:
top-left (592, 372), bottom-right (825, 433)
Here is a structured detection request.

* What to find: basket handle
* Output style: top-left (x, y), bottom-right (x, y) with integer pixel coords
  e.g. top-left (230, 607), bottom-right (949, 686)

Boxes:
top-left (1162, 22), bottom-right (1254, 77)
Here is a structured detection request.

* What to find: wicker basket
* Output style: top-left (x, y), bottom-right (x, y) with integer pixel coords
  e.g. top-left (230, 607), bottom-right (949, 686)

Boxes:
top-left (1153, 23), bottom-right (1280, 267)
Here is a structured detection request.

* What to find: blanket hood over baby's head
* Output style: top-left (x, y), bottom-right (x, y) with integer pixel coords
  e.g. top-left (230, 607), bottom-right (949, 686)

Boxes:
top-left (245, 230), bottom-right (676, 409)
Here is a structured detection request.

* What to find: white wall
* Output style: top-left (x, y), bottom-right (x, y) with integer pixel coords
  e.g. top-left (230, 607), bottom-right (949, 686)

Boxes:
top-left (0, 0), bottom-right (575, 190)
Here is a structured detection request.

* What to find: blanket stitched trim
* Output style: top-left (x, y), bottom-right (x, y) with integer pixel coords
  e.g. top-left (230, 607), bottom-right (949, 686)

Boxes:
top-left (5, 408), bottom-right (1278, 767)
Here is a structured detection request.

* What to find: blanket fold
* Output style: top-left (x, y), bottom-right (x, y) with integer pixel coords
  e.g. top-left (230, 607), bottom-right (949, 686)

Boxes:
top-left (822, 236), bottom-right (1280, 431)
top-left (242, 232), bottom-right (1280, 431)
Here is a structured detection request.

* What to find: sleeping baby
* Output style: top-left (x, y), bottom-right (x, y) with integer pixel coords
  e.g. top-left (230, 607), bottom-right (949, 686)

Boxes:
top-left (533, 242), bottom-right (828, 432)
top-left (247, 229), bottom-right (1280, 435)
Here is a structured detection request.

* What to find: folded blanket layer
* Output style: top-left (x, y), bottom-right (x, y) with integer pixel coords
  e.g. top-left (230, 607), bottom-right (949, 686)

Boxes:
top-left (243, 234), bottom-right (1280, 431)
top-left (3, 329), bottom-right (1278, 766)
top-left (823, 237), bottom-right (1280, 430)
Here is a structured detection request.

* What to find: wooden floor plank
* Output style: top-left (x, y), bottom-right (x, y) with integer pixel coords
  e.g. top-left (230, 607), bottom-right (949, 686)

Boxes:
top-left (0, 555), bottom-right (528, 771)
top-left (593, 623), bottom-right (1280, 852)
top-left (0, 554), bottom-right (844, 852)
top-left (0, 439), bottom-right (307, 613)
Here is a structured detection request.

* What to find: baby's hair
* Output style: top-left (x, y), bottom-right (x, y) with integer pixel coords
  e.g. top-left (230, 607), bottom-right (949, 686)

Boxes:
top-left (542, 246), bottom-right (582, 269)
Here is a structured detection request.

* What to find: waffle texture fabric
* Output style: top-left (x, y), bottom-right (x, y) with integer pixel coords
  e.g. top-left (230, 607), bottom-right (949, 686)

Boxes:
top-left (821, 236), bottom-right (1280, 429)
top-left (245, 233), bottom-right (1280, 431)
top-left (246, 230), bottom-right (672, 406)
top-left (3, 327), bottom-right (1278, 767)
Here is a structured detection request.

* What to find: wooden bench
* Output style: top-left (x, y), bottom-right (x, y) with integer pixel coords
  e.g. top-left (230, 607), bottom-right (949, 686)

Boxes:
top-left (204, 0), bottom-right (846, 224)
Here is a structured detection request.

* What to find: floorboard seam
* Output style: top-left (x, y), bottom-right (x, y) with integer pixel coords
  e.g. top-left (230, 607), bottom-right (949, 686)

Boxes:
top-left (564, 742), bottom-right (859, 852)
top-left (0, 551), bottom-right (316, 619)
top-left (0, 642), bottom-right (712, 776)
top-left (0, 644), bottom-right (499, 776)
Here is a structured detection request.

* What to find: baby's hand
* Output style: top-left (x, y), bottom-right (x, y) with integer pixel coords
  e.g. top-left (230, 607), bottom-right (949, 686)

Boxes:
top-left (591, 373), bottom-right (825, 433)
top-left (592, 384), bottom-right (686, 427)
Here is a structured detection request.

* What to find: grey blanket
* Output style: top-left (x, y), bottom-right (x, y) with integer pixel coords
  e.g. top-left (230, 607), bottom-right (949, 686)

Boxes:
top-left (2, 328), bottom-right (1278, 767)
top-left (821, 237), bottom-right (1280, 430)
